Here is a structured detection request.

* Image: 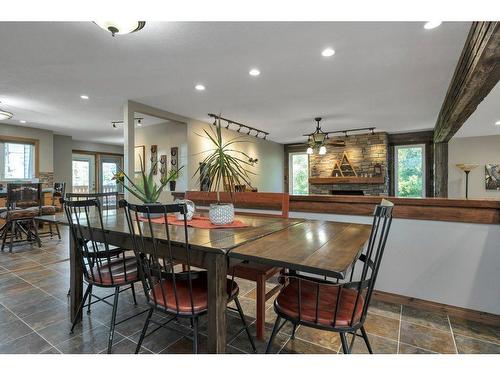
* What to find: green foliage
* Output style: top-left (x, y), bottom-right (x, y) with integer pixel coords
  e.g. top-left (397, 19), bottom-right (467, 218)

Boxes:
top-left (113, 155), bottom-right (183, 203)
top-left (291, 154), bottom-right (309, 195)
top-left (193, 118), bottom-right (255, 201)
top-left (397, 147), bottom-right (423, 197)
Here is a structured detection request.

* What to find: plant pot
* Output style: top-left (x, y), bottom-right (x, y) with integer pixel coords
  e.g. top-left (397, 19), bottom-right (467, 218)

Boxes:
top-left (169, 180), bottom-right (176, 191)
top-left (140, 202), bottom-right (163, 219)
top-left (209, 203), bottom-right (234, 225)
top-left (174, 199), bottom-right (196, 221)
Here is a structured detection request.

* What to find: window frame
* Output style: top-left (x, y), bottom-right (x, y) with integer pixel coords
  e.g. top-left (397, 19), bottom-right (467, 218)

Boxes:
top-left (288, 151), bottom-right (309, 195)
top-left (0, 136), bottom-right (39, 181)
top-left (394, 143), bottom-right (426, 198)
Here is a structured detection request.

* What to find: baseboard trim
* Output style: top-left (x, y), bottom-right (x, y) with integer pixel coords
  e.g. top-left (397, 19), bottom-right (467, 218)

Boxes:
top-left (372, 290), bottom-right (500, 327)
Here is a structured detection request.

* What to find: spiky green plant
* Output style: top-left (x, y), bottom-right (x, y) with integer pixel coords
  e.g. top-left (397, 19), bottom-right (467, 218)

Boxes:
top-left (113, 155), bottom-right (184, 203)
top-left (194, 117), bottom-right (255, 201)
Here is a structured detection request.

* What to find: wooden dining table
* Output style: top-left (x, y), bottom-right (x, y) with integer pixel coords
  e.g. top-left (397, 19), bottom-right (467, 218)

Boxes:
top-left (36, 209), bottom-right (372, 354)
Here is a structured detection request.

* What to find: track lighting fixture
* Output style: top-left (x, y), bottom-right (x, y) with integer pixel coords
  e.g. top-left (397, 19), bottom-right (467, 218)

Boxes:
top-left (208, 113), bottom-right (269, 140)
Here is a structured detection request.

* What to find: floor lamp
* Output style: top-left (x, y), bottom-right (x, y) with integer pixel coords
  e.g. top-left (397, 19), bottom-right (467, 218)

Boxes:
top-left (456, 164), bottom-right (478, 199)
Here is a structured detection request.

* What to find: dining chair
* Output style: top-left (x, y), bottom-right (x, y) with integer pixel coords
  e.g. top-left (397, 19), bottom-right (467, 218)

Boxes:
top-left (0, 183), bottom-right (42, 252)
top-left (185, 190), bottom-right (289, 340)
top-left (39, 182), bottom-right (67, 239)
top-left (266, 200), bottom-right (394, 354)
top-left (63, 197), bottom-right (144, 353)
top-left (121, 200), bottom-right (257, 354)
top-left (64, 191), bottom-right (137, 308)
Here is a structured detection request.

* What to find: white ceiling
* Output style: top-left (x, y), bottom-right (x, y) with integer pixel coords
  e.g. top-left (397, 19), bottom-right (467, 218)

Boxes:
top-left (0, 21), bottom-right (472, 145)
top-left (454, 82), bottom-right (500, 138)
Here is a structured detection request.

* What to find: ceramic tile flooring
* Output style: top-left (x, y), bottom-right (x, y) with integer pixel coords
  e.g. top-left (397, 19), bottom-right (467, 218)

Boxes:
top-left (1, 228), bottom-right (499, 354)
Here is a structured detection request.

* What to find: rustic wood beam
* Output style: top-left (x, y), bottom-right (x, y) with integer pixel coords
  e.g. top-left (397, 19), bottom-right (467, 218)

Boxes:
top-left (434, 22), bottom-right (500, 143)
top-left (434, 142), bottom-right (448, 198)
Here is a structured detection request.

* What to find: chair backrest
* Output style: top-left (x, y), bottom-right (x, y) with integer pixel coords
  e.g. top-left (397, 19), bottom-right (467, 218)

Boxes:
top-left (53, 182), bottom-right (66, 197)
top-left (185, 191), bottom-right (289, 218)
top-left (6, 183), bottom-right (42, 209)
top-left (63, 198), bottom-right (133, 286)
top-left (121, 200), bottom-right (200, 316)
top-left (284, 200), bottom-right (393, 329)
top-left (66, 192), bottom-right (119, 210)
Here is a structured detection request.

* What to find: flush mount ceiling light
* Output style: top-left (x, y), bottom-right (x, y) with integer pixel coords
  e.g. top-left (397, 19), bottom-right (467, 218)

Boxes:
top-left (95, 21), bottom-right (146, 37)
top-left (249, 68), bottom-right (261, 76)
top-left (0, 101), bottom-right (13, 121)
top-left (321, 48), bottom-right (335, 57)
top-left (424, 21), bottom-right (442, 30)
top-left (195, 84), bottom-right (206, 91)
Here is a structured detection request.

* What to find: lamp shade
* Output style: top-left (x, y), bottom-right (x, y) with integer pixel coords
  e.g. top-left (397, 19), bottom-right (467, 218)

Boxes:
top-left (456, 164), bottom-right (479, 172)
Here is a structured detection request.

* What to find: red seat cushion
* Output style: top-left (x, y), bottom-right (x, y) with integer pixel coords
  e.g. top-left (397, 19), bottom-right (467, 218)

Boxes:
top-left (87, 256), bottom-right (139, 286)
top-left (275, 278), bottom-right (364, 327)
top-left (149, 274), bottom-right (239, 314)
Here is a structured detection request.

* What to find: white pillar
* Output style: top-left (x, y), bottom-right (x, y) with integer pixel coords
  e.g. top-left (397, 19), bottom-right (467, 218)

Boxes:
top-left (123, 101), bottom-right (135, 200)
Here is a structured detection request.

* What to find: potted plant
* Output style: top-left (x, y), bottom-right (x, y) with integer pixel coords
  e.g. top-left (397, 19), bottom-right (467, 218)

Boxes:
top-left (167, 167), bottom-right (183, 192)
top-left (113, 155), bottom-right (182, 217)
top-left (194, 116), bottom-right (255, 225)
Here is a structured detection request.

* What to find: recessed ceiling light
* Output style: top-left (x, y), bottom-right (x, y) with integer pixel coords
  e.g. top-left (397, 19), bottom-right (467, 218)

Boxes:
top-left (249, 68), bottom-right (260, 76)
top-left (495, 120), bottom-right (500, 126)
top-left (424, 21), bottom-right (442, 30)
top-left (19, 120), bottom-right (26, 123)
top-left (80, 95), bottom-right (89, 100)
top-left (321, 48), bottom-right (335, 57)
top-left (195, 84), bottom-right (205, 91)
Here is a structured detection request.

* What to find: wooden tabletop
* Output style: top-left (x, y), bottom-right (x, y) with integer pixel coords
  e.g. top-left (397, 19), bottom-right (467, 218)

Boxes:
top-left (229, 220), bottom-right (372, 279)
top-left (37, 210), bottom-right (371, 278)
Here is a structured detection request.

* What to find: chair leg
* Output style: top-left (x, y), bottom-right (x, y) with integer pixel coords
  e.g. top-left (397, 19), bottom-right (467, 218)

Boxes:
top-left (131, 283), bottom-right (138, 305)
top-left (265, 315), bottom-right (282, 354)
top-left (48, 223), bottom-right (53, 238)
top-left (1, 221), bottom-right (10, 252)
top-left (9, 222), bottom-right (15, 253)
top-left (135, 308), bottom-right (154, 354)
top-left (31, 219), bottom-right (41, 248)
top-left (70, 284), bottom-right (92, 333)
top-left (192, 316), bottom-right (199, 354)
top-left (291, 323), bottom-right (298, 339)
top-left (107, 286), bottom-right (120, 354)
top-left (55, 223), bottom-right (61, 240)
top-left (256, 275), bottom-right (266, 341)
top-left (360, 326), bottom-right (373, 354)
top-left (339, 332), bottom-right (349, 354)
top-left (86, 285), bottom-right (93, 315)
top-left (234, 296), bottom-right (257, 353)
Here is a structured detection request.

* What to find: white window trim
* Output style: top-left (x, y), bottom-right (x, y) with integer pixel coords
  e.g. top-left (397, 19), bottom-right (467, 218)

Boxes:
top-left (288, 152), bottom-right (309, 195)
top-left (394, 144), bottom-right (426, 198)
top-left (0, 141), bottom-right (36, 181)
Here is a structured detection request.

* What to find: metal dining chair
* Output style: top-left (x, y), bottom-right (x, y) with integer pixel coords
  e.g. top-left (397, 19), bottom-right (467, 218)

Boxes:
top-left (266, 200), bottom-right (394, 354)
top-left (63, 198), bottom-right (144, 353)
top-left (121, 200), bottom-right (257, 354)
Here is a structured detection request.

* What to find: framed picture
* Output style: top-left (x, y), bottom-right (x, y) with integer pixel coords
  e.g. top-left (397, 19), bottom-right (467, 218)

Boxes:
top-left (134, 145), bottom-right (145, 173)
top-left (485, 164), bottom-right (500, 190)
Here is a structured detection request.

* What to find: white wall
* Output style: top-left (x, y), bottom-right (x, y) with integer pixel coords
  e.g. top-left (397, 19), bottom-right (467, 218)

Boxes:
top-left (135, 121), bottom-right (188, 203)
top-left (187, 120), bottom-right (284, 193)
top-left (53, 134), bottom-right (73, 191)
top-left (72, 140), bottom-right (123, 154)
top-left (0, 123), bottom-right (54, 172)
top-left (288, 211), bottom-right (500, 315)
top-left (449, 135), bottom-right (500, 199)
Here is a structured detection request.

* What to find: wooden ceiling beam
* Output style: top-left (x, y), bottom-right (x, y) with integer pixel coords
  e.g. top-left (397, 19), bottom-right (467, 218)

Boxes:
top-left (434, 22), bottom-right (500, 143)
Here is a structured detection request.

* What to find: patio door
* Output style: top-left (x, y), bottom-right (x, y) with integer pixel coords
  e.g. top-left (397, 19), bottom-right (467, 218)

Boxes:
top-left (72, 153), bottom-right (96, 193)
top-left (100, 155), bottom-right (123, 193)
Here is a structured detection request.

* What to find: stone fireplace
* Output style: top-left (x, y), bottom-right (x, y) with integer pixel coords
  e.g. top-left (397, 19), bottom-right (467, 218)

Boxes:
top-left (309, 132), bottom-right (389, 196)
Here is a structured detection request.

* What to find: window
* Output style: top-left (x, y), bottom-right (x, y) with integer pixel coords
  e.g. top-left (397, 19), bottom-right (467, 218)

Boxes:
top-left (289, 152), bottom-right (309, 195)
top-left (0, 141), bottom-right (35, 180)
top-left (394, 144), bottom-right (425, 198)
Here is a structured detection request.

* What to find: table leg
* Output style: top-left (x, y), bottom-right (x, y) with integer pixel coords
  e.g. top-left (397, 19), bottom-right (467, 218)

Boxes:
top-left (256, 275), bottom-right (266, 341)
top-left (207, 252), bottom-right (227, 354)
top-left (69, 237), bottom-right (83, 322)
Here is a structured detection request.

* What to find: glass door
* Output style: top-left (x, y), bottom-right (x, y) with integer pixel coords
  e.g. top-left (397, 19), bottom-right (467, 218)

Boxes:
top-left (72, 153), bottom-right (96, 193)
top-left (289, 152), bottom-right (309, 195)
top-left (100, 155), bottom-right (123, 193)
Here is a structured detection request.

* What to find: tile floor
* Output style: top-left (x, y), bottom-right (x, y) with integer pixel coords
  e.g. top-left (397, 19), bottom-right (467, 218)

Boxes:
top-left (1, 227), bottom-right (499, 354)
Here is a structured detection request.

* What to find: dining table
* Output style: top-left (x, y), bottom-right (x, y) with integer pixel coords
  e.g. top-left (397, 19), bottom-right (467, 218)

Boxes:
top-left (36, 209), bottom-right (372, 354)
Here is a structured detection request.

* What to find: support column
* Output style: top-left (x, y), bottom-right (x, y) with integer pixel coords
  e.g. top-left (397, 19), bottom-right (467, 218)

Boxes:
top-left (123, 101), bottom-right (135, 200)
top-left (434, 142), bottom-right (448, 198)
